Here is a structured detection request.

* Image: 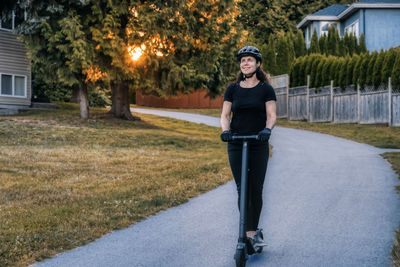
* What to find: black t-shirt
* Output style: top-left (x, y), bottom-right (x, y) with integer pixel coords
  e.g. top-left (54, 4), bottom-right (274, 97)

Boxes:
top-left (224, 81), bottom-right (277, 135)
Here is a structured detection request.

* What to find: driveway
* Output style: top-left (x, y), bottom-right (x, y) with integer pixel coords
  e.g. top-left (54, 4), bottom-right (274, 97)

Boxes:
top-left (33, 108), bottom-right (400, 267)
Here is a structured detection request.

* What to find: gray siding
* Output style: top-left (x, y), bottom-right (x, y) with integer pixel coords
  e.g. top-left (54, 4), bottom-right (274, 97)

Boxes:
top-left (0, 29), bottom-right (31, 107)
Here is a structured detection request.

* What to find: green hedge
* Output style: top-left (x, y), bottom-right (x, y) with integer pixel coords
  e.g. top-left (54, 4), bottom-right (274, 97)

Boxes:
top-left (290, 48), bottom-right (400, 90)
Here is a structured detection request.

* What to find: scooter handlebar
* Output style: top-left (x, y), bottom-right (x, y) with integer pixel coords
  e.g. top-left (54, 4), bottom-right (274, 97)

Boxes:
top-left (231, 135), bottom-right (259, 141)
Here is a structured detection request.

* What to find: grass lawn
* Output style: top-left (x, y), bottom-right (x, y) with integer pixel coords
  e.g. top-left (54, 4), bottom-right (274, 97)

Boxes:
top-left (133, 105), bottom-right (400, 265)
top-left (0, 103), bottom-right (232, 266)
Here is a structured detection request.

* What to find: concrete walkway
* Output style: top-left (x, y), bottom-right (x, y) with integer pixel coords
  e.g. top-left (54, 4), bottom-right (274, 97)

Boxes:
top-left (33, 108), bottom-right (400, 267)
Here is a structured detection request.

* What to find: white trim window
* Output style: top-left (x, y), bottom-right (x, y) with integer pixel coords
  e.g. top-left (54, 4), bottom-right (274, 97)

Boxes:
top-left (0, 73), bottom-right (27, 97)
top-left (0, 7), bottom-right (26, 31)
top-left (306, 25), bottom-right (312, 45)
top-left (320, 21), bottom-right (340, 36)
top-left (345, 20), bottom-right (359, 37)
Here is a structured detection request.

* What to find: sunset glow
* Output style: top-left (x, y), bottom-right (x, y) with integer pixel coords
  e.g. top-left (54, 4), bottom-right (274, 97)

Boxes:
top-left (128, 45), bottom-right (145, 61)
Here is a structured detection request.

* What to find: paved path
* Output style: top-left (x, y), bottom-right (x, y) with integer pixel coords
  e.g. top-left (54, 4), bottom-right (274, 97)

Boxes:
top-left (34, 108), bottom-right (400, 267)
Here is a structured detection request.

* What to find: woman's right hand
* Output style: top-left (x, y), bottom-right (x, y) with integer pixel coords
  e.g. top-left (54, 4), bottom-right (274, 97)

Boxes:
top-left (220, 130), bottom-right (232, 142)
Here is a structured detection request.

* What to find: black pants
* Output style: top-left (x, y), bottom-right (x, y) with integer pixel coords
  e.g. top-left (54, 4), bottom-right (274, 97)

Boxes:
top-left (228, 141), bottom-right (269, 232)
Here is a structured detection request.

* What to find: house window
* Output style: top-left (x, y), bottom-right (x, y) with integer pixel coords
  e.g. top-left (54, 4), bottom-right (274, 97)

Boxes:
top-left (345, 20), bottom-right (359, 37)
top-left (0, 11), bottom-right (13, 30)
top-left (0, 74), bottom-right (26, 97)
top-left (320, 21), bottom-right (339, 36)
top-left (0, 7), bottom-right (26, 31)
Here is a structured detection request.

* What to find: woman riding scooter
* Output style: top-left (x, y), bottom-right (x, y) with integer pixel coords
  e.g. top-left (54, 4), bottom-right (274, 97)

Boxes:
top-left (220, 45), bottom-right (277, 253)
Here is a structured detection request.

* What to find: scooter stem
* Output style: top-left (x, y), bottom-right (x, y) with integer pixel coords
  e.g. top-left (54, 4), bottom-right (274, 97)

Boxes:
top-left (238, 140), bottom-right (249, 243)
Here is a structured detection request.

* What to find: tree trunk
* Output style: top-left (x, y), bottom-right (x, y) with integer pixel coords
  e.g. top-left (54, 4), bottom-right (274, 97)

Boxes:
top-left (71, 84), bottom-right (80, 103)
top-left (109, 80), bottom-right (136, 120)
top-left (79, 82), bottom-right (89, 119)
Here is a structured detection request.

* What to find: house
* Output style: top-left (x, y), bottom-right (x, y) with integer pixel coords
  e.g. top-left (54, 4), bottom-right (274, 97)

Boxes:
top-left (297, 0), bottom-right (400, 52)
top-left (0, 7), bottom-right (31, 110)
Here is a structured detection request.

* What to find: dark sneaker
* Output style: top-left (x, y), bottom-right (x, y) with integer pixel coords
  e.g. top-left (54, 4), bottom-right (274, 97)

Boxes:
top-left (246, 237), bottom-right (255, 255)
top-left (253, 228), bottom-right (267, 247)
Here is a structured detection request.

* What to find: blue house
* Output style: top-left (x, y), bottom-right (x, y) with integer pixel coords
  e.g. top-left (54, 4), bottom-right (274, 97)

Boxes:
top-left (297, 0), bottom-right (400, 52)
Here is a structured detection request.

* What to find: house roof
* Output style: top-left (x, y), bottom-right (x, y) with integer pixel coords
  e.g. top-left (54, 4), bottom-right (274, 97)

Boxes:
top-left (311, 4), bottom-right (349, 16)
top-left (297, 0), bottom-right (400, 29)
top-left (358, 0), bottom-right (400, 3)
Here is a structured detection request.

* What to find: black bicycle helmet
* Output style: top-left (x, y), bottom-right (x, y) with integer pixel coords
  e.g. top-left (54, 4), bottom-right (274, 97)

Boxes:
top-left (237, 46), bottom-right (262, 63)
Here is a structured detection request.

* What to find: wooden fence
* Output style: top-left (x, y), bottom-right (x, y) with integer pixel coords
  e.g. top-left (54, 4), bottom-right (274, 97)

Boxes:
top-left (273, 75), bottom-right (400, 127)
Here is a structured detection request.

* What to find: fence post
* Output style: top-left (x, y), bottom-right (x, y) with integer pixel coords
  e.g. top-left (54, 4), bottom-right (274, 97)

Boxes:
top-left (330, 80), bottom-right (334, 122)
top-left (307, 75), bottom-right (310, 122)
top-left (286, 74), bottom-right (289, 119)
top-left (389, 77), bottom-right (392, 127)
top-left (357, 83), bottom-right (361, 123)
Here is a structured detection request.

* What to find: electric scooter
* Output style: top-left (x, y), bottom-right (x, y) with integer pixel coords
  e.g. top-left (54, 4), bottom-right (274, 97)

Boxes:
top-left (230, 135), bottom-right (264, 267)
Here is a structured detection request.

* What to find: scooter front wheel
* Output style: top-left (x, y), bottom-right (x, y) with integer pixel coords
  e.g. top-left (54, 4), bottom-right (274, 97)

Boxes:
top-left (236, 257), bottom-right (246, 267)
top-left (234, 242), bottom-right (247, 267)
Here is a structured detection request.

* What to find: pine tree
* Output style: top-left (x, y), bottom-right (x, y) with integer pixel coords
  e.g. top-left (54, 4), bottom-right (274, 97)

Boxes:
top-left (359, 52), bottom-right (370, 89)
top-left (359, 33), bottom-right (367, 53)
top-left (330, 58), bottom-right (339, 85)
top-left (348, 54), bottom-right (360, 86)
top-left (322, 56), bottom-right (334, 86)
top-left (309, 28), bottom-right (320, 54)
top-left (339, 56), bottom-right (350, 89)
top-left (338, 36), bottom-right (347, 57)
top-left (290, 57), bottom-right (300, 87)
top-left (334, 59), bottom-right (343, 87)
top-left (310, 55), bottom-right (322, 88)
top-left (263, 34), bottom-right (277, 75)
top-left (327, 26), bottom-right (339, 56)
top-left (287, 29), bottom-right (296, 68)
top-left (391, 51), bottom-right (400, 90)
top-left (314, 58), bottom-right (326, 88)
top-left (19, 1), bottom-right (95, 119)
top-left (298, 56), bottom-right (308, 86)
top-left (294, 30), bottom-right (306, 57)
top-left (276, 33), bottom-right (291, 75)
top-left (372, 49), bottom-right (385, 89)
top-left (382, 48), bottom-right (397, 86)
top-left (319, 33), bottom-right (328, 56)
top-left (366, 51), bottom-right (378, 87)
top-left (353, 54), bottom-right (364, 85)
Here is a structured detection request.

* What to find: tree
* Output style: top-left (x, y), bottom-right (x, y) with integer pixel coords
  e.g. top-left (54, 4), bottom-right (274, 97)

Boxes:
top-left (338, 35), bottom-right (347, 57)
top-left (18, 1), bottom-right (95, 119)
top-left (309, 28), bottom-right (320, 54)
top-left (290, 57), bottom-right (300, 87)
top-left (382, 48), bottom-right (397, 86)
top-left (329, 58), bottom-right (339, 85)
top-left (391, 51), bottom-right (400, 90)
top-left (347, 54), bottom-right (359, 86)
top-left (372, 49), bottom-right (385, 89)
top-left (339, 56), bottom-right (350, 89)
top-left (294, 30), bottom-right (307, 57)
top-left (326, 26), bottom-right (340, 56)
top-left (366, 51), bottom-right (378, 87)
top-left (314, 58), bottom-right (326, 88)
top-left (359, 33), bottom-right (367, 53)
top-left (322, 56), bottom-right (335, 86)
top-left (310, 55), bottom-right (323, 88)
top-left (359, 52), bottom-right (370, 89)
top-left (298, 56), bottom-right (308, 86)
top-left (276, 33), bottom-right (291, 74)
top-left (262, 34), bottom-right (277, 75)
top-left (319, 33), bottom-right (328, 56)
